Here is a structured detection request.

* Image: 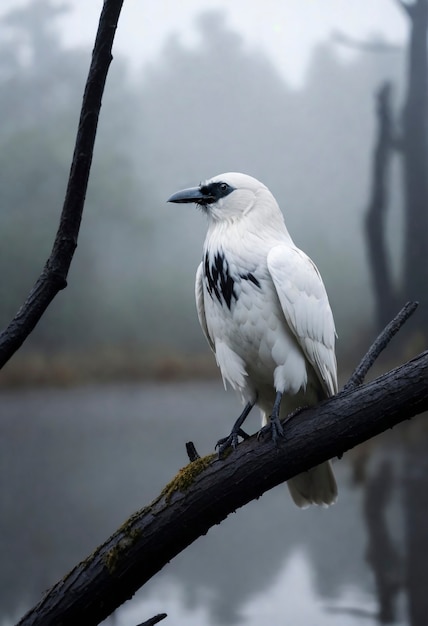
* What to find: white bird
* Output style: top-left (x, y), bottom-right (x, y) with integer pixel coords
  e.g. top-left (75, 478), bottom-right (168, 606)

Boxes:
top-left (168, 172), bottom-right (338, 507)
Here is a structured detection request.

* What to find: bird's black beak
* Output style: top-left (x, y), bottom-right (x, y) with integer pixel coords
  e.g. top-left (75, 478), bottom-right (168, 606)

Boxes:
top-left (167, 186), bottom-right (215, 206)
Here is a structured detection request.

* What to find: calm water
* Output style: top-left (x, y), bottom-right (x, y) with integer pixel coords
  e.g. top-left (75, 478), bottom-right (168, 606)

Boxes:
top-left (1, 381), bottom-right (426, 626)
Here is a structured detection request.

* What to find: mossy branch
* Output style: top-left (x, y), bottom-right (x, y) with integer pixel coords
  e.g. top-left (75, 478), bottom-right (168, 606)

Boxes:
top-left (16, 303), bottom-right (428, 625)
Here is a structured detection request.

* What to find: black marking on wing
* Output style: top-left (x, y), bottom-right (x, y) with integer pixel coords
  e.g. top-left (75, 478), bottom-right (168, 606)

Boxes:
top-left (240, 272), bottom-right (261, 289)
top-left (204, 251), bottom-right (237, 310)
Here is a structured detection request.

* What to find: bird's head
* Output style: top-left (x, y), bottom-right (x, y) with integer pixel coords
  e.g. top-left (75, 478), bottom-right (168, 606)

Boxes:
top-left (167, 172), bottom-right (282, 225)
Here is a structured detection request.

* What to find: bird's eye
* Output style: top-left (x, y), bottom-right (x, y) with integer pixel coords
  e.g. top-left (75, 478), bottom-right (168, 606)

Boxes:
top-left (220, 183), bottom-right (228, 191)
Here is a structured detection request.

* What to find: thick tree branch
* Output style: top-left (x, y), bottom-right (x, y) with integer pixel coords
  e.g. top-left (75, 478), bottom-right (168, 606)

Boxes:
top-left (0, 0), bottom-right (124, 369)
top-left (17, 347), bottom-right (428, 626)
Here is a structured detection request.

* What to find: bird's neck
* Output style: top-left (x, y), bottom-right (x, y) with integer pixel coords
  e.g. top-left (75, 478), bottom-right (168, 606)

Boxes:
top-left (205, 210), bottom-right (294, 249)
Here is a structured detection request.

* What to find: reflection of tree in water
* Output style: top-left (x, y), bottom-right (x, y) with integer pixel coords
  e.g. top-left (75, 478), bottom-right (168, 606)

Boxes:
top-left (0, 383), bottom-right (385, 626)
top-left (358, 420), bottom-right (428, 626)
top-left (364, 458), bottom-right (402, 623)
top-left (165, 461), bottom-right (372, 624)
top-left (403, 425), bottom-right (428, 626)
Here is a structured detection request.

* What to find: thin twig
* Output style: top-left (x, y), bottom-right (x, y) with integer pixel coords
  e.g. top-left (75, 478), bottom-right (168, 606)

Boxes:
top-left (136, 613), bottom-right (167, 626)
top-left (343, 301), bottom-right (418, 391)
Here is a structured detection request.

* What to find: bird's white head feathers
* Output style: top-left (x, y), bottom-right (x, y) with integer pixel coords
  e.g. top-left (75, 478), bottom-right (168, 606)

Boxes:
top-left (168, 172), bottom-right (287, 231)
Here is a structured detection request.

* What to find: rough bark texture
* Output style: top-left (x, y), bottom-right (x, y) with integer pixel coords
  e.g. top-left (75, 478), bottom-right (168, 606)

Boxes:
top-left (16, 350), bottom-right (428, 626)
top-left (0, 0), bottom-right (124, 368)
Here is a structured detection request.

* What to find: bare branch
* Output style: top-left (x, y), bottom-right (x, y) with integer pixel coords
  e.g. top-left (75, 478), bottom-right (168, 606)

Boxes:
top-left (0, 0), bottom-right (124, 369)
top-left (16, 346), bottom-right (428, 626)
top-left (343, 301), bottom-right (418, 391)
top-left (136, 614), bottom-right (167, 626)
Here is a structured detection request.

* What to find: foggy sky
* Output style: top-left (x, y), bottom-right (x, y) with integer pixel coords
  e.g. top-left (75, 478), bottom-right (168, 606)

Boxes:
top-left (0, 0), bottom-right (407, 87)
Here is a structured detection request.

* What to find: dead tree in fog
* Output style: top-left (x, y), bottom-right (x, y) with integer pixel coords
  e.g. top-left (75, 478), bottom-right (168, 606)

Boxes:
top-left (365, 82), bottom-right (399, 330)
top-left (397, 0), bottom-right (428, 334)
top-left (368, 0), bottom-right (428, 337)
top-left (336, 1), bottom-right (428, 340)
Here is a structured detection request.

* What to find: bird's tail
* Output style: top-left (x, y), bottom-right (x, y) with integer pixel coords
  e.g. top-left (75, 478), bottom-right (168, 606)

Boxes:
top-left (287, 461), bottom-right (337, 508)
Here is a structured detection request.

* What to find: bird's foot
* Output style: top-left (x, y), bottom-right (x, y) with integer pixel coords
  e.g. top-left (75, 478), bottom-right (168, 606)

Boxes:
top-left (216, 428), bottom-right (250, 458)
top-left (257, 414), bottom-right (284, 445)
top-left (215, 401), bottom-right (254, 458)
top-left (257, 390), bottom-right (284, 445)
top-left (257, 404), bottom-right (309, 445)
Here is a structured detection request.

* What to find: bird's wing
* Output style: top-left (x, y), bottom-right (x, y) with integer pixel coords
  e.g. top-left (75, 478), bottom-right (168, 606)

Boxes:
top-left (267, 245), bottom-right (338, 397)
top-left (195, 262), bottom-right (215, 352)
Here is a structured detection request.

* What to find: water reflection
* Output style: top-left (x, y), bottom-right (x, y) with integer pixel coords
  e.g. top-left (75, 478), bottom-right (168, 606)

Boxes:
top-left (112, 551), bottom-right (384, 626)
top-left (0, 382), bottom-right (424, 625)
top-left (364, 458), bottom-right (403, 623)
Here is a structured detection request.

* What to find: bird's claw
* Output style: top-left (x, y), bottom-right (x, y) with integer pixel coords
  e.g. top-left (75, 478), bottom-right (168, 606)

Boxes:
top-left (216, 434), bottom-right (238, 457)
top-left (257, 415), bottom-right (284, 445)
top-left (216, 428), bottom-right (250, 458)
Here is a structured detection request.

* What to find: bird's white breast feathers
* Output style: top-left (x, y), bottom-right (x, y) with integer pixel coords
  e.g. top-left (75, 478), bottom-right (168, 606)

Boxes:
top-left (196, 233), bottom-right (337, 410)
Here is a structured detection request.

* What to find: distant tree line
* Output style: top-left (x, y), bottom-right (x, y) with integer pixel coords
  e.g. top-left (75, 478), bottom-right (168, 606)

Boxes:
top-left (0, 0), bottom-right (414, 359)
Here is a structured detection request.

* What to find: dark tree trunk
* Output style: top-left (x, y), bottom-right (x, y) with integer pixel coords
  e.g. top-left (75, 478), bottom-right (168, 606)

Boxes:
top-left (365, 82), bottom-right (398, 331)
top-left (402, 0), bottom-right (428, 335)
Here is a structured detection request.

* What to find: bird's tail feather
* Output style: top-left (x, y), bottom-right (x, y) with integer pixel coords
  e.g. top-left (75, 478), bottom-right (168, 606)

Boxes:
top-left (287, 461), bottom-right (337, 508)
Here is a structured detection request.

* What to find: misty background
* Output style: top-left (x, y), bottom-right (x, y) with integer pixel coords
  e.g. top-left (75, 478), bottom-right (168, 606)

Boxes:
top-left (0, 0), bottom-right (408, 374)
top-left (1, 2), bottom-right (427, 626)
